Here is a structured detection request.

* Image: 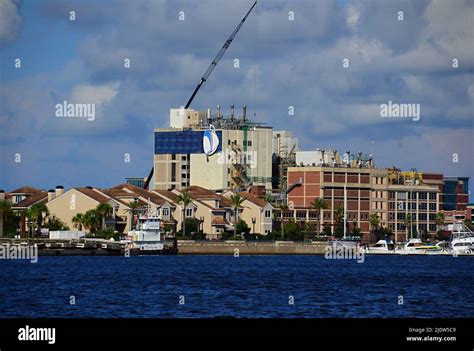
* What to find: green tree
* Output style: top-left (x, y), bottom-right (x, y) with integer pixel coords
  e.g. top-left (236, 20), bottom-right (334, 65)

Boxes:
top-left (72, 213), bottom-right (84, 231)
top-left (322, 223), bottom-right (332, 236)
top-left (369, 213), bottom-right (380, 242)
top-left (283, 220), bottom-right (301, 241)
top-left (26, 202), bottom-right (49, 237)
top-left (236, 219), bottom-right (250, 237)
top-left (0, 200), bottom-right (13, 237)
top-left (96, 203), bottom-right (113, 230)
top-left (45, 216), bottom-right (70, 231)
top-left (176, 191), bottom-right (193, 238)
top-left (435, 212), bottom-right (445, 229)
top-left (83, 209), bottom-right (101, 234)
top-left (309, 197), bottom-right (327, 234)
top-left (229, 194), bottom-right (245, 238)
top-left (333, 206), bottom-right (344, 237)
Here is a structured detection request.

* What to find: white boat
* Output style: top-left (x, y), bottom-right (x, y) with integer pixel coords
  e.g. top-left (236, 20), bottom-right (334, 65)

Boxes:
top-left (126, 211), bottom-right (165, 252)
top-left (364, 239), bottom-right (395, 254)
top-left (396, 238), bottom-right (442, 255)
top-left (448, 223), bottom-right (474, 255)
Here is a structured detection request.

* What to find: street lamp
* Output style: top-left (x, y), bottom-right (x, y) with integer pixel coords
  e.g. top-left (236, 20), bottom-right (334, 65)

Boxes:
top-left (300, 219), bottom-right (305, 241)
top-left (200, 216), bottom-right (204, 235)
top-left (252, 217), bottom-right (256, 238)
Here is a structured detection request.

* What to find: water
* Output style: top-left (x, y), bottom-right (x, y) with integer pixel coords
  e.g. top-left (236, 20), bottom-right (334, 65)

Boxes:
top-left (0, 255), bottom-right (473, 318)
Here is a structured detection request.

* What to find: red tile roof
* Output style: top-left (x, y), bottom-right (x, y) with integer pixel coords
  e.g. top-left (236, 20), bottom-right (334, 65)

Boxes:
top-left (237, 192), bottom-right (268, 208)
top-left (211, 216), bottom-right (229, 225)
top-left (9, 186), bottom-right (42, 194)
top-left (75, 188), bottom-right (111, 204)
top-left (12, 192), bottom-right (48, 209)
top-left (109, 184), bottom-right (167, 206)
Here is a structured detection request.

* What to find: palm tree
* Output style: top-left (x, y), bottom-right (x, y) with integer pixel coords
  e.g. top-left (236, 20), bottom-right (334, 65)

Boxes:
top-left (369, 213), bottom-right (380, 242)
top-left (333, 206), bottom-right (344, 237)
top-left (263, 193), bottom-right (273, 204)
top-left (0, 200), bottom-right (12, 237)
top-left (229, 194), bottom-right (245, 238)
top-left (83, 209), bottom-right (101, 235)
top-left (72, 213), bottom-right (84, 231)
top-left (435, 212), bottom-right (445, 230)
top-left (404, 213), bottom-right (413, 240)
top-left (26, 202), bottom-right (49, 237)
top-left (176, 191), bottom-right (192, 238)
top-left (309, 197), bottom-right (326, 234)
top-left (96, 203), bottom-right (113, 230)
top-left (279, 203), bottom-right (289, 239)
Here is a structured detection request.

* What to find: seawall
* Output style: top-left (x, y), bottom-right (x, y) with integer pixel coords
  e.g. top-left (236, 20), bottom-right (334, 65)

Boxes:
top-left (177, 240), bottom-right (327, 255)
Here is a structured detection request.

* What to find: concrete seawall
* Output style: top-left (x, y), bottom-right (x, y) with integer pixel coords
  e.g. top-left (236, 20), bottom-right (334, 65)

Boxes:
top-left (177, 240), bottom-right (327, 255)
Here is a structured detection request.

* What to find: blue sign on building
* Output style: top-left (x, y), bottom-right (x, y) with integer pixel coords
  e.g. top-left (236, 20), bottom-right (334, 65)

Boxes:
top-left (154, 130), bottom-right (222, 155)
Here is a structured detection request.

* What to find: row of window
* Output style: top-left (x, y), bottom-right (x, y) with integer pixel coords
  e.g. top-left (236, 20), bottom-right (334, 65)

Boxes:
top-left (390, 192), bottom-right (437, 200)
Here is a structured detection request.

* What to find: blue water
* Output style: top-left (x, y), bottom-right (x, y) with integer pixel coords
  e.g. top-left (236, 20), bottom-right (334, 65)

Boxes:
top-left (0, 255), bottom-right (473, 318)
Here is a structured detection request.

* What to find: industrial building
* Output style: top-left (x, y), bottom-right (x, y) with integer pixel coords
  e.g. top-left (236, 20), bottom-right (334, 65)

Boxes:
top-left (285, 148), bottom-right (471, 242)
top-left (153, 106), bottom-right (273, 191)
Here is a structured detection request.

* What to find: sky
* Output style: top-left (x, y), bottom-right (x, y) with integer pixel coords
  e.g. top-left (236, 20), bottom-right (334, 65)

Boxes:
top-left (0, 0), bottom-right (473, 199)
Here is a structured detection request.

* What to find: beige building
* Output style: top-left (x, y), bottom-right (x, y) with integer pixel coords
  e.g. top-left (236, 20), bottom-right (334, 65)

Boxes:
top-left (46, 187), bottom-right (126, 232)
top-left (153, 107), bottom-right (273, 191)
top-left (224, 191), bottom-right (273, 235)
top-left (172, 186), bottom-right (233, 240)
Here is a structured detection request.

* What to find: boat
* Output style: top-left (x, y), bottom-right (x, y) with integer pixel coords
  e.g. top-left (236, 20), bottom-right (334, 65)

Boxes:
top-left (124, 210), bottom-right (177, 255)
top-left (364, 239), bottom-right (395, 254)
top-left (448, 223), bottom-right (474, 255)
top-left (396, 238), bottom-right (442, 255)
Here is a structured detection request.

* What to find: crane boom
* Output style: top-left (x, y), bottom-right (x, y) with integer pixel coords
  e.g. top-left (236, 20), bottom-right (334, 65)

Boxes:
top-left (144, 1), bottom-right (257, 190)
top-left (184, 0), bottom-right (257, 108)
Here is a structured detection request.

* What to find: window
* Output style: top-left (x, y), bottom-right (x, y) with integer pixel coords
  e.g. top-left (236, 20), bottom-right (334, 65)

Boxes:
top-left (418, 203), bottom-right (427, 210)
top-left (14, 195), bottom-right (22, 203)
top-left (429, 203), bottom-right (437, 211)
top-left (162, 208), bottom-right (170, 217)
top-left (429, 224), bottom-right (436, 231)
top-left (419, 213), bottom-right (427, 221)
top-left (181, 165), bottom-right (187, 170)
top-left (429, 193), bottom-right (437, 200)
top-left (247, 140), bottom-right (252, 147)
top-left (182, 155), bottom-right (187, 161)
top-left (186, 208), bottom-right (193, 217)
top-left (419, 192), bottom-right (427, 200)
top-left (265, 210), bottom-right (271, 218)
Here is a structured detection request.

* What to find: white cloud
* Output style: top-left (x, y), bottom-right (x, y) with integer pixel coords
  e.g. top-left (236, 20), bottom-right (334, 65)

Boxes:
top-left (0, 0), bottom-right (22, 47)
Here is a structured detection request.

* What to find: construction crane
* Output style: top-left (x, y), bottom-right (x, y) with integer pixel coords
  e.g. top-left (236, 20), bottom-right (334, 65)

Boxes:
top-left (144, 1), bottom-right (257, 189)
top-left (185, 0), bottom-right (257, 108)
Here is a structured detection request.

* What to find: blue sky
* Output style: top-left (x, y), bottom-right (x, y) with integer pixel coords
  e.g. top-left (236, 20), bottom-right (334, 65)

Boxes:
top-left (1, 0), bottom-right (473, 199)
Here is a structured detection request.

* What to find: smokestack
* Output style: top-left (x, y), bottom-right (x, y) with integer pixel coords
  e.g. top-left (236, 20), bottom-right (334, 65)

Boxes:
top-left (217, 105), bottom-right (221, 119)
top-left (207, 107), bottom-right (211, 123)
top-left (243, 105), bottom-right (247, 123)
top-left (231, 104), bottom-right (235, 121)
top-left (48, 189), bottom-right (55, 202)
top-left (55, 185), bottom-right (64, 197)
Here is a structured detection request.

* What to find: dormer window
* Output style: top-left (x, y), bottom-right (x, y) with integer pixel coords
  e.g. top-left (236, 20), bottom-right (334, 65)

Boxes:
top-left (185, 208), bottom-right (193, 217)
top-left (162, 208), bottom-right (170, 217)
